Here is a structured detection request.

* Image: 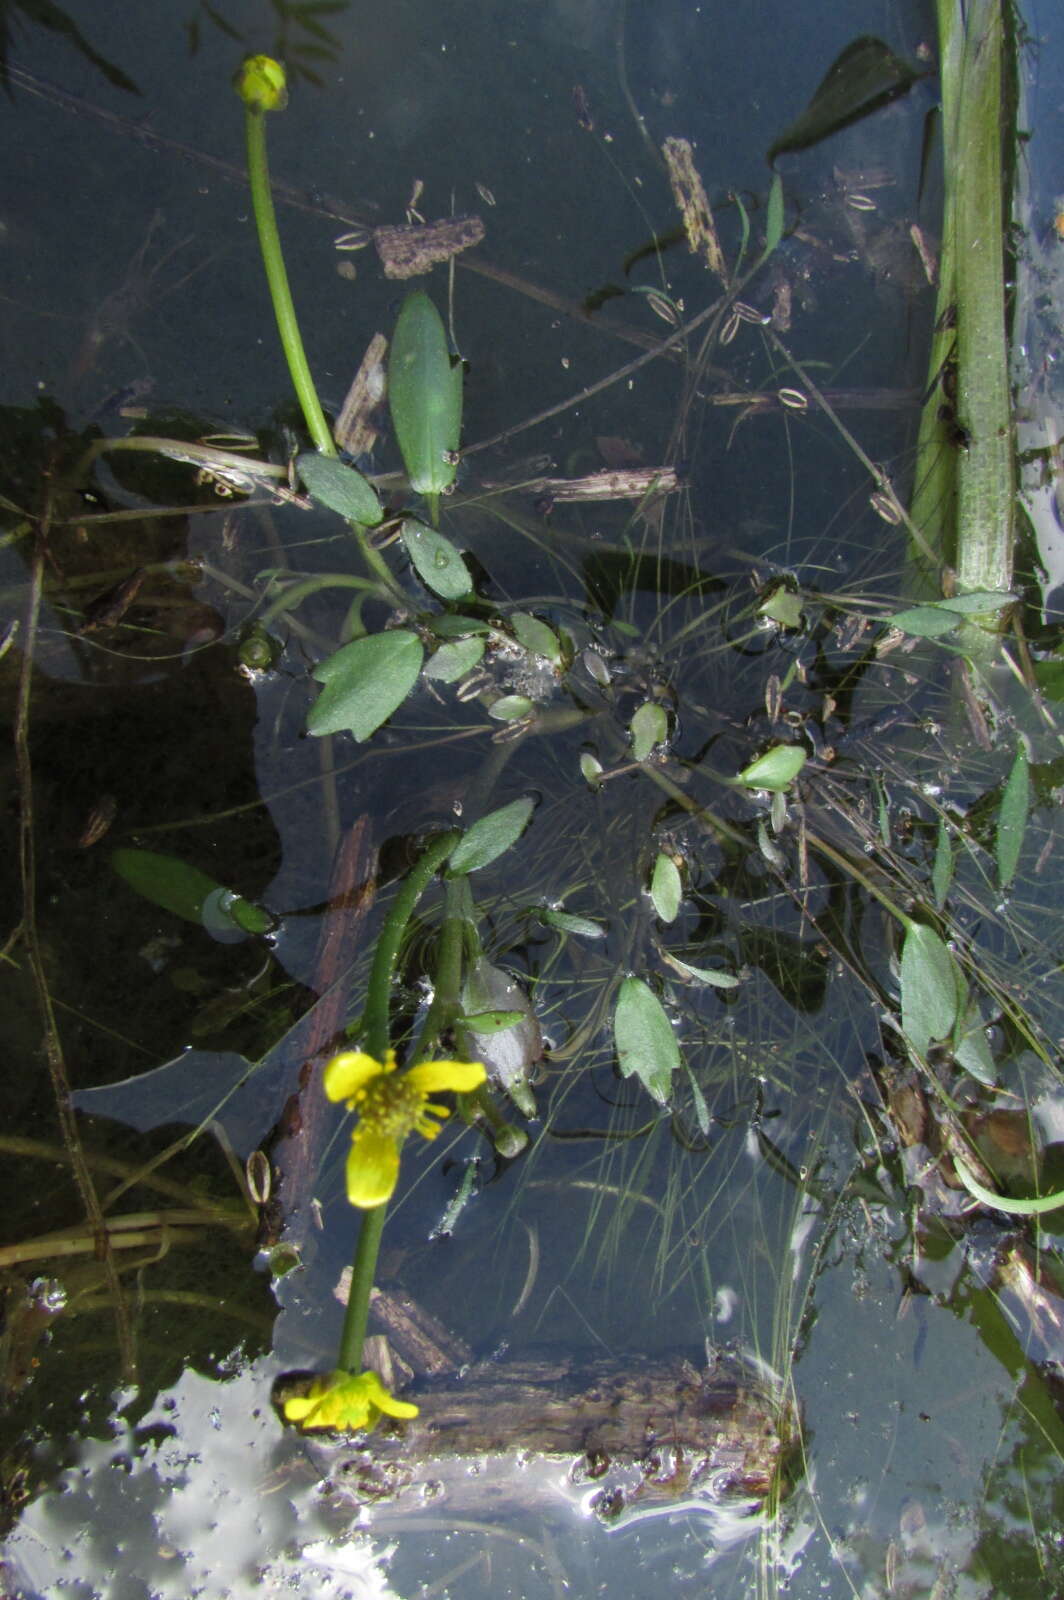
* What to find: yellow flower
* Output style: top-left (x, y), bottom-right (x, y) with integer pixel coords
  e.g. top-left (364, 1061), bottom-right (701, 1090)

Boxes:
top-left (324, 1048), bottom-right (487, 1208)
top-left (283, 1368), bottom-right (418, 1432)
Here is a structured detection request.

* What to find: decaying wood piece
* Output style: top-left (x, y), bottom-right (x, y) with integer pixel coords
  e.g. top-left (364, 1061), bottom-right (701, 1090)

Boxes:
top-left (304, 1351), bottom-right (793, 1532)
top-left (662, 137), bottom-right (727, 282)
top-left (334, 333), bottom-right (388, 459)
top-left (514, 466), bottom-right (682, 505)
top-left (374, 215), bottom-right (485, 279)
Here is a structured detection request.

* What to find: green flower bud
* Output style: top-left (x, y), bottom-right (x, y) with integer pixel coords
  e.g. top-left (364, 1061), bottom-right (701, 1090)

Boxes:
top-left (234, 55), bottom-right (288, 113)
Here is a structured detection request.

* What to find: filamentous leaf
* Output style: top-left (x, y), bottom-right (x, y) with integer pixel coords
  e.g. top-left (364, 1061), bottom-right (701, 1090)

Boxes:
top-left (900, 921), bottom-right (962, 1056)
top-left (308, 630), bottom-right (423, 740)
top-left (631, 701), bottom-right (667, 761)
top-left (296, 452), bottom-right (382, 525)
top-left (996, 744), bottom-right (1029, 889)
top-left (388, 290), bottom-right (462, 510)
top-left (737, 744), bottom-right (807, 790)
top-left (401, 519), bottom-right (472, 600)
top-left (650, 852), bottom-right (682, 922)
top-left (448, 796), bottom-right (536, 875)
top-left (614, 976), bottom-right (681, 1104)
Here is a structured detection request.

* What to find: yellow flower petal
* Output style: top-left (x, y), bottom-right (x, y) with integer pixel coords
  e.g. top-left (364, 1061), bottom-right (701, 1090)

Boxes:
top-left (346, 1126), bottom-right (400, 1207)
top-left (407, 1059), bottom-right (486, 1095)
top-left (324, 1049), bottom-right (392, 1103)
top-left (283, 1369), bottom-right (418, 1433)
top-left (360, 1370), bottom-right (420, 1419)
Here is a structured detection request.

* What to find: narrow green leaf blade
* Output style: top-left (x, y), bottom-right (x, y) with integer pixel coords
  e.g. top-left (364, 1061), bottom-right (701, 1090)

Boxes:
top-left (996, 744), bottom-right (1029, 889)
top-left (737, 744), bottom-right (807, 790)
top-left (448, 796), bottom-right (536, 875)
top-left (308, 630), bottom-right (423, 740)
top-left (614, 976), bottom-right (681, 1104)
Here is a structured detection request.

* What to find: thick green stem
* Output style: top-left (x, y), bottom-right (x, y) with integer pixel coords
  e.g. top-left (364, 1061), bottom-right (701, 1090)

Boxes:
top-left (244, 105), bottom-right (336, 459)
top-left (337, 829), bottom-right (459, 1374)
top-left (337, 1200), bottom-right (387, 1371)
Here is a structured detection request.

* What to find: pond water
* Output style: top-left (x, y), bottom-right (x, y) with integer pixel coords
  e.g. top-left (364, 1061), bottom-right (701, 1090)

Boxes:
top-left (1, 2), bottom-right (1063, 1597)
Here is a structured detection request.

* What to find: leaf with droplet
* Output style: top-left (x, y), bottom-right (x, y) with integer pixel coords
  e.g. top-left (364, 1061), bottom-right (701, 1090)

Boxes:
top-left (650, 852), bottom-right (682, 922)
top-left (614, 976), bottom-right (681, 1105)
top-left (111, 848), bottom-right (271, 937)
top-left (631, 701), bottom-right (667, 761)
top-left (996, 744), bottom-right (1029, 889)
top-left (401, 519), bottom-right (472, 600)
top-left (295, 451), bottom-right (382, 525)
top-left (448, 796), bottom-right (536, 875)
top-left (308, 630), bottom-right (423, 740)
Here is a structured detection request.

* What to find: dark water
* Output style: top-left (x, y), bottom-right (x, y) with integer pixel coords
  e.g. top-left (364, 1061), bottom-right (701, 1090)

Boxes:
top-left (1, 2), bottom-right (1062, 1597)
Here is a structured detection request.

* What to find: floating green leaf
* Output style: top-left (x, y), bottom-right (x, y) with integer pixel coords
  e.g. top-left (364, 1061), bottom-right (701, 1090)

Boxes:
top-left (888, 592), bottom-right (1017, 638)
top-left (510, 612), bottom-right (562, 664)
top-left (448, 796), bottom-right (536, 876)
top-left (308, 630), bottom-right (423, 740)
top-left (388, 290), bottom-right (462, 517)
top-left (952, 999), bottom-right (996, 1087)
top-left (631, 701), bottom-right (667, 761)
top-left (423, 636), bottom-right (485, 683)
top-left (460, 1009), bottom-right (524, 1034)
top-left (579, 752), bottom-right (603, 788)
top-left (401, 518), bottom-right (472, 600)
top-left (650, 852), bottom-right (682, 923)
top-left (659, 951), bottom-right (739, 988)
top-left (767, 35), bottom-right (927, 165)
top-left (614, 976), bottom-right (681, 1104)
top-left (899, 921), bottom-right (962, 1057)
top-left (430, 613), bottom-right (491, 638)
top-left (758, 581), bottom-right (803, 629)
top-left (489, 694), bottom-right (535, 722)
top-left (737, 744), bottom-right (807, 790)
top-left (111, 848), bottom-right (272, 937)
top-left (540, 909), bottom-right (606, 939)
top-left (295, 451), bottom-right (382, 525)
top-left (996, 744), bottom-right (1029, 889)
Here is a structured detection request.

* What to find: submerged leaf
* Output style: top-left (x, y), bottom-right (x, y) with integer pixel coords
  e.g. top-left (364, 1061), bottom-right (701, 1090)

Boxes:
top-left (649, 852), bottom-right (682, 923)
top-left (296, 452), bottom-right (382, 525)
top-left (996, 744), bottom-right (1029, 889)
top-left (767, 36), bottom-right (927, 165)
top-left (540, 909), bottom-right (606, 939)
top-left (630, 700), bottom-right (667, 761)
top-left (448, 796), bottom-right (536, 875)
top-left (614, 977), bottom-right (681, 1105)
top-left (308, 630), bottom-right (423, 740)
top-left (423, 636), bottom-right (485, 682)
top-left (388, 290), bottom-right (462, 509)
top-left (900, 921), bottom-right (962, 1056)
top-left (111, 848), bottom-right (271, 938)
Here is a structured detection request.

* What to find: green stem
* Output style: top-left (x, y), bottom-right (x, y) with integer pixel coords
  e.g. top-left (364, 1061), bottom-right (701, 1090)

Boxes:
top-left (361, 829), bottom-right (460, 1060)
top-left (337, 828), bottom-right (459, 1375)
top-left (337, 1200), bottom-right (387, 1370)
top-left (244, 104), bottom-right (335, 458)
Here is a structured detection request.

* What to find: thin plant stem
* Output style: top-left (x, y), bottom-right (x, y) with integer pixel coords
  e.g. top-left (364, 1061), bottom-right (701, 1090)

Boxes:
top-left (337, 1200), bottom-right (387, 1371)
top-left (244, 104), bottom-right (335, 458)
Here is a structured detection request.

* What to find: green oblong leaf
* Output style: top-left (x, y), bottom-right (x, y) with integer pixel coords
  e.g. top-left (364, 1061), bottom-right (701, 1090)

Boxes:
top-left (650, 852), bottom-right (682, 923)
top-left (424, 636), bottom-right (486, 683)
top-left (308, 630), bottom-right (423, 740)
top-left (737, 744), bottom-right (807, 790)
top-left (448, 796), bottom-right (536, 876)
top-left (613, 976), bottom-right (681, 1105)
top-left (767, 36), bottom-right (925, 165)
top-left (997, 744), bottom-right (1029, 890)
top-left (489, 694), bottom-right (535, 722)
top-left (401, 519), bottom-right (472, 600)
top-left (510, 612), bottom-right (562, 664)
top-left (900, 921), bottom-right (962, 1056)
top-left (111, 848), bottom-right (270, 936)
top-left (296, 451), bottom-right (382, 526)
top-left (631, 701), bottom-right (667, 761)
top-left (541, 909), bottom-right (606, 939)
top-left (389, 290), bottom-right (462, 503)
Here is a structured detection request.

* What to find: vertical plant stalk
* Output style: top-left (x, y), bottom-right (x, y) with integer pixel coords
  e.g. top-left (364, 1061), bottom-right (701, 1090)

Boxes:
top-left (243, 101), bottom-right (336, 459)
top-left (336, 828), bottom-right (460, 1373)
